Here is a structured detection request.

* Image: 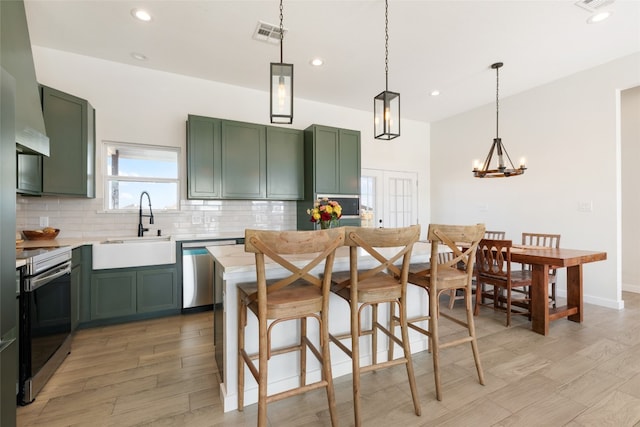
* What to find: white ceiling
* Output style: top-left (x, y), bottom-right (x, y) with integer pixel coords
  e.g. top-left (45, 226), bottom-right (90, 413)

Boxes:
top-left (24, 0), bottom-right (640, 123)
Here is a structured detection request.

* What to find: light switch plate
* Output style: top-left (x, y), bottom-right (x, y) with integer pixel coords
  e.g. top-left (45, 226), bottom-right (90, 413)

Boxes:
top-left (578, 200), bottom-right (593, 212)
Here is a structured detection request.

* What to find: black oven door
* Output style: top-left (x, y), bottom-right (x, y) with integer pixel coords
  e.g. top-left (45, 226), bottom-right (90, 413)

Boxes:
top-left (19, 261), bottom-right (72, 404)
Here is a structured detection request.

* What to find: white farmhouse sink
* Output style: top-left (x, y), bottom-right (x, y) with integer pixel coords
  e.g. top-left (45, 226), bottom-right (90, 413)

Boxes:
top-left (92, 235), bottom-right (176, 269)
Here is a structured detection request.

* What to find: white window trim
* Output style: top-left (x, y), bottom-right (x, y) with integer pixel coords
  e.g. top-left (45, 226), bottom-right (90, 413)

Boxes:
top-left (102, 140), bottom-right (181, 213)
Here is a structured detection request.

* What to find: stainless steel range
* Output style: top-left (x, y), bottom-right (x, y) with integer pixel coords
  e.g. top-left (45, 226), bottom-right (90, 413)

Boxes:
top-left (17, 245), bottom-right (72, 405)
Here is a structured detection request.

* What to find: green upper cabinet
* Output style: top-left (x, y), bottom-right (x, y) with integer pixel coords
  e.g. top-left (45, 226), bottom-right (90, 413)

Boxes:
top-left (41, 85), bottom-right (95, 198)
top-left (186, 115), bottom-right (303, 200)
top-left (337, 128), bottom-right (360, 195)
top-left (187, 115), bottom-right (222, 199)
top-left (304, 124), bottom-right (361, 195)
top-left (310, 126), bottom-right (339, 194)
top-left (221, 120), bottom-right (266, 199)
top-left (266, 126), bottom-right (303, 200)
top-left (16, 153), bottom-right (42, 195)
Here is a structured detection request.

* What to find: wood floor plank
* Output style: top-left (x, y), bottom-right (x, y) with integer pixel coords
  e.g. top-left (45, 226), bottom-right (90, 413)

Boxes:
top-left (16, 293), bottom-right (640, 426)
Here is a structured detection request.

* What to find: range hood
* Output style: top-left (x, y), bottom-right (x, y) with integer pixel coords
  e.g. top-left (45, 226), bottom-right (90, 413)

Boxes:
top-left (1, 0), bottom-right (49, 156)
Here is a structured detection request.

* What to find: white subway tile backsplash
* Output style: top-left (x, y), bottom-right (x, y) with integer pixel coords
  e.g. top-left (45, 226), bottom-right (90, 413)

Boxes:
top-left (16, 195), bottom-right (297, 239)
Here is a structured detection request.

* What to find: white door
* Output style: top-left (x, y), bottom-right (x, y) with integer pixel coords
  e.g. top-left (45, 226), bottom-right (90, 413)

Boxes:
top-left (361, 169), bottom-right (418, 228)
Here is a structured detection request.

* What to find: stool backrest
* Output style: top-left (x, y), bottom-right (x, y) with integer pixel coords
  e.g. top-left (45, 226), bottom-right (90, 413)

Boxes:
top-left (427, 223), bottom-right (486, 279)
top-left (244, 228), bottom-right (345, 301)
top-left (342, 225), bottom-right (421, 285)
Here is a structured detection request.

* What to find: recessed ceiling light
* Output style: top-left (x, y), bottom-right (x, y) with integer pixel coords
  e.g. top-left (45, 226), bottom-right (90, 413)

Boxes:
top-left (131, 8), bottom-right (152, 22)
top-left (430, 90), bottom-right (440, 97)
top-left (310, 58), bottom-right (324, 67)
top-left (131, 52), bottom-right (148, 61)
top-left (587, 10), bottom-right (612, 23)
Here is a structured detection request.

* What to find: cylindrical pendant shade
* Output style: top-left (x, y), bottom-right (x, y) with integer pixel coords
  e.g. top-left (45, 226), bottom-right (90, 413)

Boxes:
top-left (270, 62), bottom-right (294, 124)
top-left (374, 90), bottom-right (400, 140)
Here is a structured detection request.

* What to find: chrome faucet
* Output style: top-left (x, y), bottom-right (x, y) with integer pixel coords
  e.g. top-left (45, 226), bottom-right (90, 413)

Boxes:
top-left (138, 191), bottom-right (154, 237)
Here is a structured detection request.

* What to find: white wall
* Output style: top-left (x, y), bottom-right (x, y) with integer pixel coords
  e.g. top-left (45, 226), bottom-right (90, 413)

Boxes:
top-left (622, 85), bottom-right (640, 293)
top-left (22, 46), bottom-right (429, 238)
top-left (430, 53), bottom-right (640, 309)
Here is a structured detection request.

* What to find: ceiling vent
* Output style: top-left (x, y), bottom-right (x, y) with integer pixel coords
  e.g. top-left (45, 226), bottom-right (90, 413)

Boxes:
top-left (574, 0), bottom-right (615, 12)
top-left (253, 21), bottom-right (287, 45)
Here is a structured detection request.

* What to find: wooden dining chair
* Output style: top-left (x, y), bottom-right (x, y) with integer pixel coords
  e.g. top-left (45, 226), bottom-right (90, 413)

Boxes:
top-left (474, 239), bottom-right (532, 327)
top-left (329, 225), bottom-right (421, 427)
top-left (474, 230), bottom-right (507, 304)
top-left (405, 223), bottom-right (486, 401)
top-left (485, 230), bottom-right (506, 240)
top-left (522, 232), bottom-right (561, 308)
top-left (237, 228), bottom-right (344, 427)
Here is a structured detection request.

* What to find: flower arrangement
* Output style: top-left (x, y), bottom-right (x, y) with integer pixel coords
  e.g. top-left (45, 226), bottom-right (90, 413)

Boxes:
top-left (307, 198), bottom-right (342, 229)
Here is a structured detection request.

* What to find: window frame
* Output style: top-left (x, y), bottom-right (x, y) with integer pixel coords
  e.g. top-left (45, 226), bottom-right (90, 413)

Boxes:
top-left (102, 140), bottom-right (181, 213)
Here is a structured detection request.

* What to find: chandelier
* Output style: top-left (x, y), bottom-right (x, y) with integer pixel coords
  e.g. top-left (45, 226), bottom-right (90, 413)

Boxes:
top-left (473, 62), bottom-right (526, 178)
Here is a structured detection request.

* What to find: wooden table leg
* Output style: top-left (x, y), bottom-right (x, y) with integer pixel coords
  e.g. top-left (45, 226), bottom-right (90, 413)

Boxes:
top-left (566, 264), bottom-right (583, 323)
top-left (530, 264), bottom-right (550, 335)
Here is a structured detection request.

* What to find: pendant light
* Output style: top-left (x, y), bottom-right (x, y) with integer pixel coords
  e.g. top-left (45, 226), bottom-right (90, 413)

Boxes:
top-left (374, 0), bottom-right (400, 140)
top-left (270, 0), bottom-right (293, 124)
top-left (473, 62), bottom-right (526, 178)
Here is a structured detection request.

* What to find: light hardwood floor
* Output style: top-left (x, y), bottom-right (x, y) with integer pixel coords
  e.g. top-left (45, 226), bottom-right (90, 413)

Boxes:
top-left (17, 292), bottom-right (640, 427)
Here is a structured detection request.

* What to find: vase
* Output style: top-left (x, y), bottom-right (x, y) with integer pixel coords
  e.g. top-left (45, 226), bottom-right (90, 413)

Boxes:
top-left (319, 219), bottom-right (338, 229)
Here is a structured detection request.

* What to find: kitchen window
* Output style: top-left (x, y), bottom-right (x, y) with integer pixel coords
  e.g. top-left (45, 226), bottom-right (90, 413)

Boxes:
top-left (104, 141), bottom-right (179, 211)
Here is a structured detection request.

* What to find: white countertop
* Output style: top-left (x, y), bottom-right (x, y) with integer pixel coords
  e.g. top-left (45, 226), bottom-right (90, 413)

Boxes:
top-left (15, 233), bottom-right (244, 269)
top-left (207, 241), bottom-right (431, 275)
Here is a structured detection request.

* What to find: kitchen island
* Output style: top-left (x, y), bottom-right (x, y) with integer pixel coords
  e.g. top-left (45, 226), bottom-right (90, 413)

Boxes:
top-left (208, 241), bottom-right (432, 412)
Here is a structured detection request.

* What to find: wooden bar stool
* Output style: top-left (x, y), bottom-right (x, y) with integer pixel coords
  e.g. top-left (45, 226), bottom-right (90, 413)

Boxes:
top-left (405, 223), bottom-right (486, 401)
top-left (329, 225), bottom-right (421, 427)
top-left (238, 228), bottom-right (344, 427)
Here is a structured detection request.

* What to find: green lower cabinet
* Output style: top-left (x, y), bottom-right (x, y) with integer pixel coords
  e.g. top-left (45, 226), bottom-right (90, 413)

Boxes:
top-left (89, 266), bottom-right (178, 323)
top-left (70, 246), bottom-right (86, 331)
top-left (91, 271), bottom-right (137, 320)
top-left (70, 265), bottom-right (81, 330)
top-left (136, 268), bottom-right (178, 313)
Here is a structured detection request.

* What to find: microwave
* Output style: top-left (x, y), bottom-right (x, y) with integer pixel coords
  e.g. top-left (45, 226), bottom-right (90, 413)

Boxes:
top-left (316, 194), bottom-right (360, 218)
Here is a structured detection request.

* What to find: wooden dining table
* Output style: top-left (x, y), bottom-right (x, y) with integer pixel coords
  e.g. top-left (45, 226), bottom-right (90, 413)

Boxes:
top-left (510, 245), bottom-right (607, 335)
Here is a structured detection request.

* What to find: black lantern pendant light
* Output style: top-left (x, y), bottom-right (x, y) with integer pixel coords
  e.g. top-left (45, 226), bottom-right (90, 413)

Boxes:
top-left (473, 62), bottom-right (526, 178)
top-left (374, 0), bottom-right (400, 140)
top-left (270, 0), bottom-right (293, 124)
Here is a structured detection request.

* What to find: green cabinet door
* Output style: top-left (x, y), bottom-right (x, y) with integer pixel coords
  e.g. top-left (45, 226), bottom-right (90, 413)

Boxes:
top-left (338, 129), bottom-right (361, 194)
top-left (70, 247), bottom-right (84, 331)
top-left (304, 124), bottom-right (361, 195)
top-left (266, 126), bottom-right (303, 200)
top-left (136, 267), bottom-right (178, 313)
top-left (0, 339), bottom-right (17, 427)
top-left (311, 126), bottom-right (340, 194)
top-left (41, 85), bottom-right (95, 197)
top-left (187, 115), bottom-right (222, 199)
top-left (16, 153), bottom-right (42, 195)
top-left (221, 120), bottom-right (266, 199)
top-left (90, 271), bottom-right (137, 320)
top-left (0, 68), bottom-right (18, 427)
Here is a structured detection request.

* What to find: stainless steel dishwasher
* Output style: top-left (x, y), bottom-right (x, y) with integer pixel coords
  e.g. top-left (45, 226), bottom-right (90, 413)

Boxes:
top-left (181, 240), bottom-right (239, 311)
